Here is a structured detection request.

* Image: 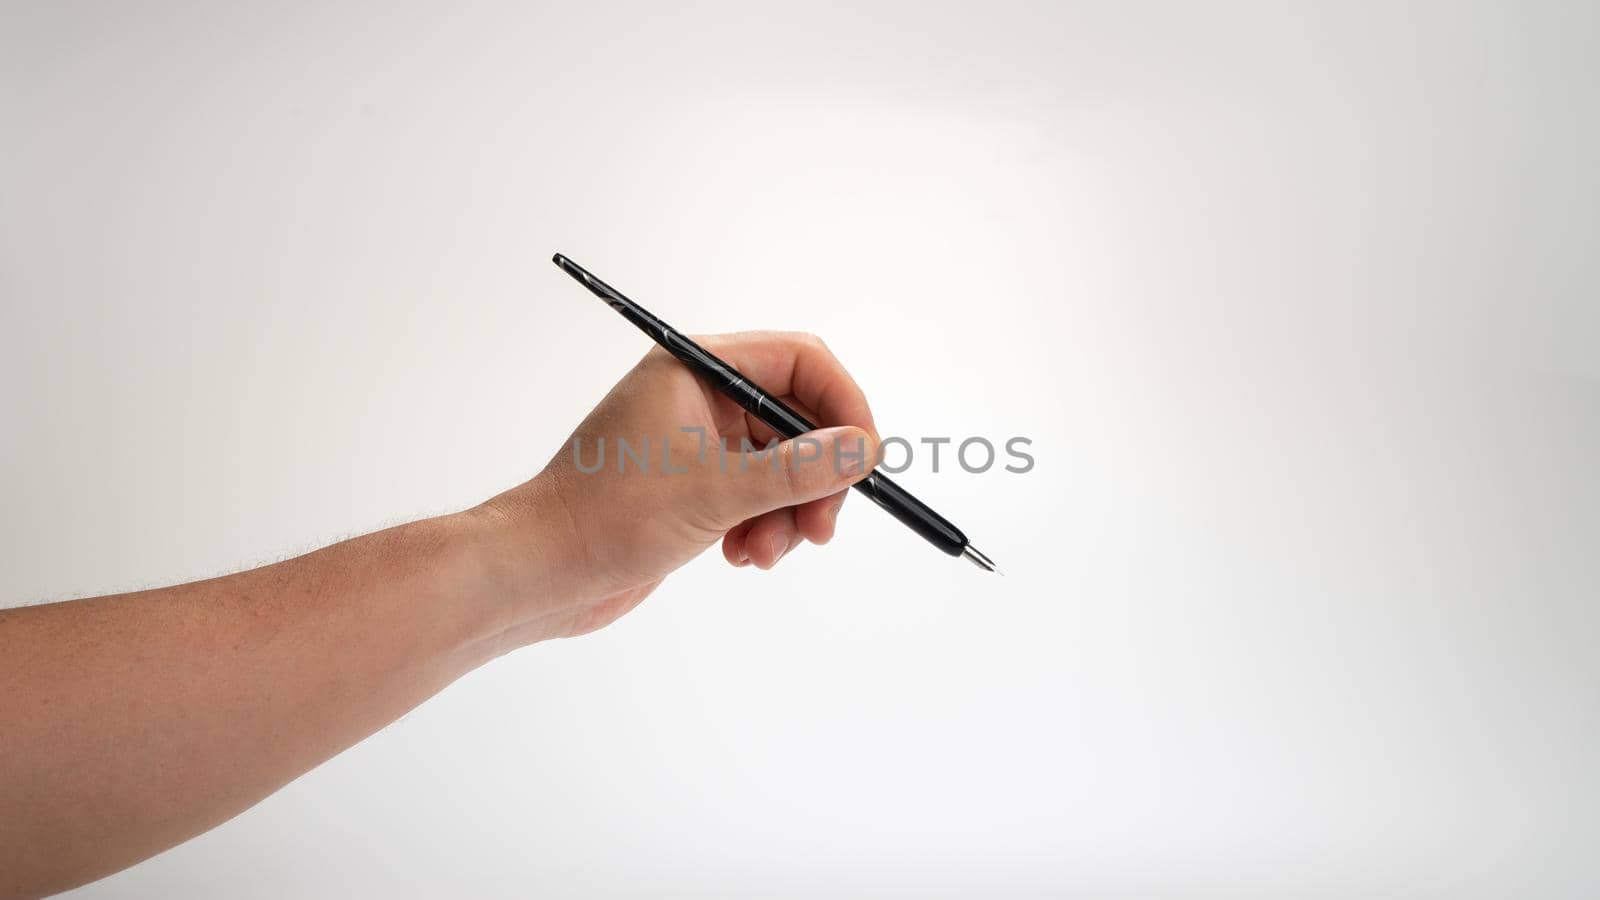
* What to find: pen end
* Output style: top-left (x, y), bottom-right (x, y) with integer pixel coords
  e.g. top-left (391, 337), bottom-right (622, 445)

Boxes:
top-left (552, 252), bottom-right (588, 285)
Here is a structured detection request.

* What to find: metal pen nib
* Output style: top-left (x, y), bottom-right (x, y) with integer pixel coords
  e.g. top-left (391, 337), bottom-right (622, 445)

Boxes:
top-left (962, 544), bottom-right (1000, 574)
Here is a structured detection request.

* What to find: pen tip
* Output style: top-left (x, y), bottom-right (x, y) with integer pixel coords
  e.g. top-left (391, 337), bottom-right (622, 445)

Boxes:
top-left (962, 544), bottom-right (999, 573)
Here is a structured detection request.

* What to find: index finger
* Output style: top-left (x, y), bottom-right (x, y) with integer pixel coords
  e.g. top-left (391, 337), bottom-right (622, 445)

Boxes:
top-left (694, 331), bottom-right (880, 442)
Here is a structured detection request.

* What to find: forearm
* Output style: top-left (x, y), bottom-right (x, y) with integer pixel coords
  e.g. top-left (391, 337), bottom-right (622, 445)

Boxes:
top-left (0, 507), bottom-right (527, 898)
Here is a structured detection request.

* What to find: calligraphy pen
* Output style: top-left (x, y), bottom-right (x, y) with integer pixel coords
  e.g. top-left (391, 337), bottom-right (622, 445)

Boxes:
top-left (553, 253), bottom-right (999, 573)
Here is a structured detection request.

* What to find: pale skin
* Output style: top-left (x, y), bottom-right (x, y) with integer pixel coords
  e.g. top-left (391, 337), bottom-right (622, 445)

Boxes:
top-left (0, 332), bottom-right (880, 899)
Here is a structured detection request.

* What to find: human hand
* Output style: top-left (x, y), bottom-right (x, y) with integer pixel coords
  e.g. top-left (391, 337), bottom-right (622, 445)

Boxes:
top-left (473, 332), bottom-right (880, 644)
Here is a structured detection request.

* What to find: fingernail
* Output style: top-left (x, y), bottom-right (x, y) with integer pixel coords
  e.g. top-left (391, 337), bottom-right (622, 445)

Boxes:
top-left (828, 501), bottom-right (842, 525)
top-left (769, 534), bottom-right (789, 562)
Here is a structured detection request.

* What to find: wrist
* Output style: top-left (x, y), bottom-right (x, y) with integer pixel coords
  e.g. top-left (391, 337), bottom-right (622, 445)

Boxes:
top-left (451, 474), bottom-right (590, 651)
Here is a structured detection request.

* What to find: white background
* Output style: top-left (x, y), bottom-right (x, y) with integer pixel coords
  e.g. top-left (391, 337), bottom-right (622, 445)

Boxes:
top-left (3, 1), bottom-right (1597, 896)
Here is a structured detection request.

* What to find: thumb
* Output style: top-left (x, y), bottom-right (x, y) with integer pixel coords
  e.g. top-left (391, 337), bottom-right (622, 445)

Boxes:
top-left (716, 425), bottom-right (877, 524)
